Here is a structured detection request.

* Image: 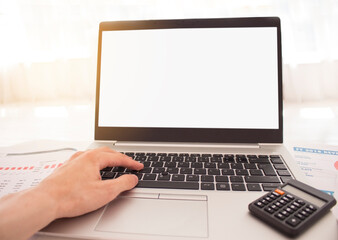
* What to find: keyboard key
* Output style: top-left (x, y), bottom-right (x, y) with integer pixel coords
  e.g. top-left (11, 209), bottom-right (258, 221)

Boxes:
top-left (135, 156), bottom-right (147, 161)
top-left (143, 174), bottom-right (157, 180)
top-left (258, 164), bottom-right (277, 176)
top-left (201, 175), bottom-right (214, 182)
top-left (249, 169), bottom-right (263, 176)
top-left (173, 156), bottom-right (184, 162)
top-left (178, 162), bottom-right (189, 168)
top-left (164, 162), bottom-right (176, 167)
top-left (160, 156), bottom-right (172, 162)
top-left (137, 181), bottom-right (199, 190)
top-left (270, 158), bottom-right (283, 164)
top-left (201, 183), bottom-right (215, 190)
top-left (167, 167), bottom-right (179, 174)
top-left (231, 163), bottom-right (243, 169)
top-left (208, 169), bottom-right (220, 175)
top-left (222, 169), bottom-right (235, 175)
top-left (247, 183), bottom-right (262, 191)
top-left (223, 157), bottom-right (235, 162)
top-left (102, 171), bottom-right (116, 179)
top-left (152, 162), bottom-right (164, 167)
top-left (140, 167), bottom-right (152, 173)
top-left (216, 183), bottom-right (230, 190)
top-left (157, 153), bottom-right (167, 157)
top-left (143, 162), bottom-right (151, 167)
top-left (250, 158), bottom-right (270, 164)
top-left (102, 167), bottom-right (113, 172)
top-left (215, 176), bottom-right (228, 182)
top-left (158, 174), bottom-right (171, 181)
top-left (231, 183), bottom-right (246, 191)
top-left (236, 169), bottom-right (249, 175)
top-left (153, 167), bottom-right (165, 173)
top-left (205, 162), bottom-right (216, 168)
top-left (198, 157), bottom-right (210, 163)
top-left (186, 157), bottom-right (196, 162)
top-left (218, 163), bottom-right (230, 169)
top-left (146, 153), bottom-right (156, 156)
top-left (148, 156), bottom-right (159, 161)
top-left (194, 168), bottom-right (207, 175)
top-left (186, 175), bottom-right (199, 181)
top-left (191, 162), bottom-right (203, 168)
top-left (230, 176), bottom-right (243, 182)
top-left (277, 170), bottom-right (291, 176)
top-left (172, 174), bottom-right (185, 181)
top-left (244, 163), bottom-right (257, 169)
top-left (180, 168), bottom-right (192, 174)
top-left (274, 164), bottom-right (287, 170)
top-left (210, 157), bottom-right (222, 162)
top-left (245, 176), bottom-right (280, 183)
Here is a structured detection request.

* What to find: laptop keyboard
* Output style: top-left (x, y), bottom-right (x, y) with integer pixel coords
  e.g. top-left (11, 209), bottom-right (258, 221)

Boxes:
top-left (100, 153), bottom-right (293, 191)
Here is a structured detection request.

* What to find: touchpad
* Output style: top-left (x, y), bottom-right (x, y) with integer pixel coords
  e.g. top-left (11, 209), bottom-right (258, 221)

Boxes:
top-left (95, 193), bottom-right (208, 238)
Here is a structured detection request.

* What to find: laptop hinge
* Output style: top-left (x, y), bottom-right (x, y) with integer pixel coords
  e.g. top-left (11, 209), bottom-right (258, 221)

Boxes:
top-left (114, 141), bottom-right (260, 149)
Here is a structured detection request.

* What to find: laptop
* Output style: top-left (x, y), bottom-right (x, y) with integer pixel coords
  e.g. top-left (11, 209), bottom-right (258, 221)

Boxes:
top-left (41, 17), bottom-right (337, 240)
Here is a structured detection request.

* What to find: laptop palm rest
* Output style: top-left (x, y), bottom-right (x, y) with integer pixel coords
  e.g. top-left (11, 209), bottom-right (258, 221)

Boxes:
top-left (95, 193), bottom-right (209, 238)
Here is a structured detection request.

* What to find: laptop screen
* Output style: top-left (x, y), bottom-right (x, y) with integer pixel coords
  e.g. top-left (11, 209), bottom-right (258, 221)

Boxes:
top-left (95, 18), bottom-right (283, 143)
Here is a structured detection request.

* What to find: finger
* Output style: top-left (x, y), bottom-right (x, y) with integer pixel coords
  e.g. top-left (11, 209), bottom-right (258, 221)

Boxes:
top-left (97, 152), bottom-right (144, 170)
top-left (101, 174), bottom-right (139, 200)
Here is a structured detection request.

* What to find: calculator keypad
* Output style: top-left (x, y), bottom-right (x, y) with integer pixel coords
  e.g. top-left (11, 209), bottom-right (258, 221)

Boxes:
top-left (254, 189), bottom-right (317, 227)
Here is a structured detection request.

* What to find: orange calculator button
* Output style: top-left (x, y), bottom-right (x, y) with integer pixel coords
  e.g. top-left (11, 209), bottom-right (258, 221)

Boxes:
top-left (274, 189), bottom-right (285, 195)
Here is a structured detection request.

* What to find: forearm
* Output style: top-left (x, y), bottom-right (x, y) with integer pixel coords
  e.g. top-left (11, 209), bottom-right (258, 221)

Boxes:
top-left (0, 186), bottom-right (57, 240)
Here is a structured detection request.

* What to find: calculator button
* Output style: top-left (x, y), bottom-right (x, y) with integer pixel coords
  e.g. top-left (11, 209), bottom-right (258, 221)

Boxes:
top-left (264, 207), bottom-right (275, 214)
top-left (261, 199), bottom-right (269, 205)
top-left (255, 201), bottom-right (265, 208)
top-left (280, 210), bottom-right (290, 217)
top-left (275, 202), bottom-right (283, 208)
top-left (307, 204), bottom-right (317, 211)
top-left (278, 199), bottom-right (287, 205)
top-left (293, 202), bottom-right (301, 208)
top-left (290, 205), bottom-right (298, 211)
top-left (304, 207), bottom-right (313, 214)
top-left (285, 207), bottom-right (294, 214)
top-left (286, 194), bottom-right (294, 200)
top-left (300, 210), bottom-right (310, 217)
top-left (271, 204), bottom-right (279, 211)
top-left (296, 199), bottom-right (306, 206)
top-left (274, 188), bottom-right (285, 195)
top-left (286, 217), bottom-right (301, 227)
top-left (295, 213), bottom-right (305, 220)
top-left (275, 213), bottom-right (286, 220)
top-left (269, 194), bottom-right (277, 200)
top-left (282, 196), bottom-right (290, 202)
top-left (264, 196), bottom-right (273, 202)
top-left (272, 191), bottom-right (281, 197)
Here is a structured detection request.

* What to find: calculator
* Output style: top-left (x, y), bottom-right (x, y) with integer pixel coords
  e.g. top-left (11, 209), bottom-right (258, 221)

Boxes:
top-left (248, 179), bottom-right (336, 237)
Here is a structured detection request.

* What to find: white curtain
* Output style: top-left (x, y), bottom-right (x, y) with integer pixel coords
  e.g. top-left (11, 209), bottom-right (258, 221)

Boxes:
top-left (0, 0), bottom-right (337, 103)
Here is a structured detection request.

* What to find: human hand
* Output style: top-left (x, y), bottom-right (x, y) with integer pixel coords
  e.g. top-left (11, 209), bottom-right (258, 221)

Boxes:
top-left (37, 147), bottom-right (144, 219)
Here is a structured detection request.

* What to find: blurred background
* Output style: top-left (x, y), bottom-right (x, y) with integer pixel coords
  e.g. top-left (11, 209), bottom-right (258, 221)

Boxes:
top-left (0, 0), bottom-right (338, 145)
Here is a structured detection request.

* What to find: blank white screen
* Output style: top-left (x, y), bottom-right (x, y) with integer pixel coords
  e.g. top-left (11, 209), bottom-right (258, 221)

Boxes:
top-left (99, 27), bottom-right (279, 129)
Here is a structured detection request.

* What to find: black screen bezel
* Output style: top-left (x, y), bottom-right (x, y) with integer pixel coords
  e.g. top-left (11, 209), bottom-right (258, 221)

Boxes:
top-left (95, 17), bottom-right (283, 143)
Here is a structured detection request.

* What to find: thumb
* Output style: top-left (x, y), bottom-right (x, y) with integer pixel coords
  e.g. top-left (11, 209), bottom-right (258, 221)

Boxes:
top-left (102, 174), bottom-right (139, 200)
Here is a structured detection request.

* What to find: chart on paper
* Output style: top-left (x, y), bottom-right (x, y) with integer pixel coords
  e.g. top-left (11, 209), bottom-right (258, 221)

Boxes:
top-left (0, 149), bottom-right (76, 198)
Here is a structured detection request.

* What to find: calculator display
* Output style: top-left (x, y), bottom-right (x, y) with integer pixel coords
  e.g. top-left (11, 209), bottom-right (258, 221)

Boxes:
top-left (282, 185), bottom-right (325, 207)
